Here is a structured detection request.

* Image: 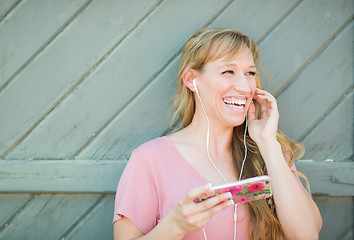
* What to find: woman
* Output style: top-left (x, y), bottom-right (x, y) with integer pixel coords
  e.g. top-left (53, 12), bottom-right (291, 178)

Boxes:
top-left (113, 28), bottom-right (322, 239)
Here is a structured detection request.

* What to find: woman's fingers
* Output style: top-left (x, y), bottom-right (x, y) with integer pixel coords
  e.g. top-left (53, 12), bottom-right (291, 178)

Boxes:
top-left (253, 88), bottom-right (279, 119)
top-left (187, 198), bottom-right (234, 226)
top-left (180, 185), bottom-right (233, 215)
top-left (173, 184), bottom-right (234, 232)
top-left (180, 183), bottom-right (213, 205)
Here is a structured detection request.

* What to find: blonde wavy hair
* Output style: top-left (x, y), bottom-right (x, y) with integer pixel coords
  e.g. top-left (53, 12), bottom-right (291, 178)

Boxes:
top-left (170, 28), bottom-right (309, 240)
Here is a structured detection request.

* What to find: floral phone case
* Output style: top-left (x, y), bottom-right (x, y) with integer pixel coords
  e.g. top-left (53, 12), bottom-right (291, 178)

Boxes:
top-left (194, 175), bottom-right (272, 204)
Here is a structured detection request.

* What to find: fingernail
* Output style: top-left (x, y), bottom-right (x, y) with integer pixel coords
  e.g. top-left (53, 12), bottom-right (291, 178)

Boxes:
top-left (227, 192), bottom-right (232, 199)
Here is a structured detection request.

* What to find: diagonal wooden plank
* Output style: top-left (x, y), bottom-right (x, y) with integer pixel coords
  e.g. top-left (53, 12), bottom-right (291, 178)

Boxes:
top-left (313, 196), bottom-right (353, 240)
top-left (0, 0), bottom-right (88, 88)
top-left (77, 0), bottom-right (298, 160)
top-left (210, 0), bottom-right (299, 43)
top-left (0, 0), bottom-right (161, 156)
top-left (257, 0), bottom-right (353, 94)
top-left (0, 0), bottom-right (19, 21)
top-left (277, 22), bottom-right (353, 141)
top-left (63, 195), bottom-right (115, 240)
top-left (0, 194), bottom-right (102, 239)
top-left (77, 55), bottom-right (179, 160)
top-left (0, 193), bottom-right (31, 228)
top-left (0, 0), bottom-right (18, 21)
top-left (8, 0), bottom-right (231, 159)
top-left (302, 91), bottom-right (353, 161)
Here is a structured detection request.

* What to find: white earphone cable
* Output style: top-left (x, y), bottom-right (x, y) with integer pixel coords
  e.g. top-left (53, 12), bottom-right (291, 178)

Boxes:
top-left (194, 80), bottom-right (248, 240)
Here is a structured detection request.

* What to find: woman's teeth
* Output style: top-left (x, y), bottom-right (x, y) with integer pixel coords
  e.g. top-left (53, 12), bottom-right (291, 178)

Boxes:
top-left (223, 99), bottom-right (246, 109)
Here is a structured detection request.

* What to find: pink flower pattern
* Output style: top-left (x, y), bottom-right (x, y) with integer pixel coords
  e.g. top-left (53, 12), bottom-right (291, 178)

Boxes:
top-left (194, 177), bottom-right (272, 204)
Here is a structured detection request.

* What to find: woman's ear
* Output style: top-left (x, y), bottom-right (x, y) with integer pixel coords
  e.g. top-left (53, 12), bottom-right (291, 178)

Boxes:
top-left (182, 69), bottom-right (197, 92)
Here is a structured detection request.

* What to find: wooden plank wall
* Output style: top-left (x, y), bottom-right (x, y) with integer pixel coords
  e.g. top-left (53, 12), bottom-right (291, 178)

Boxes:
top-left (0, 0), bottom-right (352, 239)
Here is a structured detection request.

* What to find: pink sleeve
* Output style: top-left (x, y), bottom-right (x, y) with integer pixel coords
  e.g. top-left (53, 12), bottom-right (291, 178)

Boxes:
top-left (113, 150), bottom-right (159, 234)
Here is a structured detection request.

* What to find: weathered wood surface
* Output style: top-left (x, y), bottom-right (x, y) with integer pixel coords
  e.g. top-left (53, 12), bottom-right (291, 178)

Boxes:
top-left (0, 0), bottom-right (161, 157)
top-left (0, 0), bottom-right (88, 87)
top-left (258, 0), bottom-right (353, 95)
top-left (0, 193), bottom-right (102, 240)
top-left (313, 196), bottom-right (353, 240)
top-left (0, 0), bottom-right (18, 20)
top-left (0, 193), bottom-right (31, 227)
top-left (77, 55), bottom-right (180, 159)
top-left (302, 91), bottom-right (353, 161)
top-left (64, 195), bottom-right (115, 240)
top-left (209, 0), bottom-right (299, 42)
top-left (277, 22), bottom-right (353, 141)
top-left (0, 160), bottom-right (352, 196)
top-left (0, 160), bottom-right (127, 193)
top-left (295, 161), bottom-right (354, 196)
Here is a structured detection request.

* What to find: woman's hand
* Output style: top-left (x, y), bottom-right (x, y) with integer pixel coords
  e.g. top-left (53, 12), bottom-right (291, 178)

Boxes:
top-left (247, 88), bottom-right (279, 144)
top-left (167, 183), bottom-right (234, 235)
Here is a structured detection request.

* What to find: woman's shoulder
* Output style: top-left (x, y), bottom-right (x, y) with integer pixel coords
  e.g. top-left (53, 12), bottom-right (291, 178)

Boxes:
top-left (130, 136), bottom-right (172, 162)
top-left (133, 136), bottom-right (168, 153)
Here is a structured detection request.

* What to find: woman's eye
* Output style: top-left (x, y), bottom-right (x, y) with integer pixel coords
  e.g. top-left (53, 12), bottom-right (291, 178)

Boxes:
top-left (246, 71), bottom-right (256, 76)
top-left (222, 70), bottom-right (234, 74)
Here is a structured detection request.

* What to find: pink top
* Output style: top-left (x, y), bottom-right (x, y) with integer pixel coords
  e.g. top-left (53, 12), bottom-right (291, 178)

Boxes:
top-left (113, 136), bottom-right (303, 239)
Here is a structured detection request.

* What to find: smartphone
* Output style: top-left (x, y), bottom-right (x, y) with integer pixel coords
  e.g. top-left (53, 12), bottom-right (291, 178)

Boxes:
top-left (194, 175), bottom-right (272, 204)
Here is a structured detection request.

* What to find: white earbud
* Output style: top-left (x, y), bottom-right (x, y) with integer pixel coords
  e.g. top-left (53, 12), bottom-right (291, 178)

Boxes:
top-left (192, 79), bottom-right (198, 93)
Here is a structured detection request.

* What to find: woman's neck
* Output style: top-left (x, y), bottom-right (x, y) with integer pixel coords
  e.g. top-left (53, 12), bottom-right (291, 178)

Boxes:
top-left (183, 112), bottom-right (234, 158)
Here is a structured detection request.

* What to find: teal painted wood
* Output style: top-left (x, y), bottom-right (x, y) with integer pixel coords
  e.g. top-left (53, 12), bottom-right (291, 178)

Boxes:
top-left (64, 195), bottom-right (115, 240)
top-left (0, 160), bottom-right (126, 192)
top-left (0, 194), bottom-right (102, 240)
top-left (0, 0), bottom-right (161, 157)
top-left (313, 196), bottom-right (353, 240)
top-left (0, 0), bottom-right (89, 87)
top-left (77, 0), bottom-right (298, 160)
top-left (277, 22), bottom-right (353, 141)
top-left (258, 0), bottom-right (353, 95)
top-left (8, 0), bottom-right (230, 159)
top-left (77, 55), bottom-right (180, 160)
top-left (0, 0), bottom-right (18, 20)
top-left (0, 160), bottom-right (352, 196)
top-left (296, 161), bottom-right (354, 196)
top-left (302, 91), bottom-right (353, 161)
top-left (0, 193), bottom-right (31, 227)
top-left (210, 0), bottom-right (298, 42)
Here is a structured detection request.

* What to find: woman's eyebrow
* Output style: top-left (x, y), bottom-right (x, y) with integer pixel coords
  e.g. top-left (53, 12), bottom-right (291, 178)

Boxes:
top-left (217, 63), bottom-right (257, 69)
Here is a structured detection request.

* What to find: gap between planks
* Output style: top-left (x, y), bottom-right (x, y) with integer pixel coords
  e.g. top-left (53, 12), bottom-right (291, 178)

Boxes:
top-left (0, 0), bottom-right (22, 25)
top-left (257, 0), bottom-right (304, 45)
top-left (58, 194), bottom-right (106, 240)
top-left (0, 194), bottom-right (35, 232)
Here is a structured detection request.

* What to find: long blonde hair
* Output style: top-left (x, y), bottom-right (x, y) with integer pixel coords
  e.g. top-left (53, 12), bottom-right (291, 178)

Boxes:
top-left (170, 28), bottom-right (308, 240)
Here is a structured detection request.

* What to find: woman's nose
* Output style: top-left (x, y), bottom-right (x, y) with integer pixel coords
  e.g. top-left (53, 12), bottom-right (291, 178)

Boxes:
top-left (233, 74), bottom-right (251, 93)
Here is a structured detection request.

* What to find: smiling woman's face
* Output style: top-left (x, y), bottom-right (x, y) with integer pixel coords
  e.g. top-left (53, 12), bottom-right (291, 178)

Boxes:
top-left (194, 45), bottom-right (257, 128)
